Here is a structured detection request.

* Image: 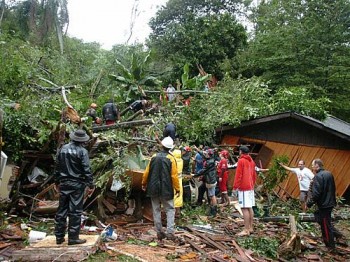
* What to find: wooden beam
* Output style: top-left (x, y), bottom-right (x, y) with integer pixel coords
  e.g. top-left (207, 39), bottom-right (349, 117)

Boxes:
top-left (92, 119), bottom-right (154, 132)
top-left (187, 227), bottom-right (228, 252)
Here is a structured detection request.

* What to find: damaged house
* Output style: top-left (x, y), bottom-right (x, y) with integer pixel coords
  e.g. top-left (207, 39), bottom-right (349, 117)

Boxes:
top-left (216, 111), bottom-right (350, 202)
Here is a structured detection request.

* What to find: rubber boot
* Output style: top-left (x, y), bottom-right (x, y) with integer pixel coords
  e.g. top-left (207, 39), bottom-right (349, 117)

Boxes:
top-left (68, 239), bottom-right (87, 245)
top-left (211, 206), bottom-right (218, 217)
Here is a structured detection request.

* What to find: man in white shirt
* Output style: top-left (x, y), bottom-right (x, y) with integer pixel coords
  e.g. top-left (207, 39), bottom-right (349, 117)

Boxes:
top-left (166, 84), bottom-right (176, 101)
top-left (280, 160), bottom-right (314, 212)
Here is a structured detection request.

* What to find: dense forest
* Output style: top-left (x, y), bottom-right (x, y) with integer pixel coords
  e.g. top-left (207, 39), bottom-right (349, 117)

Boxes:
top-left (1, 0), bottom-right (349, 162)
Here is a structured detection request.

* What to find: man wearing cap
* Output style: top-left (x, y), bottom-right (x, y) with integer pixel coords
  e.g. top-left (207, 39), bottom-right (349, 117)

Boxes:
top-left (233, 146), bottom-right (257, 236)
top-left (54, 129), bottom-right (94, 245)
top-left (142, 136), bottom-right (180, 241)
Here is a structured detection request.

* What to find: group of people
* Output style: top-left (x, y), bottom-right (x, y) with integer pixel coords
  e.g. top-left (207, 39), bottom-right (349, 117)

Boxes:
top-left (85, 98), bottom-right (150, 126)
top-left (141, 133), bottom-right (257, 240)
top-left (54, 125), bottom-right (344, 251)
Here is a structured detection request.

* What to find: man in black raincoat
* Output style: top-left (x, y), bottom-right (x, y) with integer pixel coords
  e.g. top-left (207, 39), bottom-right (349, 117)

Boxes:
top-left (54, 129), bottom-right (94, 245)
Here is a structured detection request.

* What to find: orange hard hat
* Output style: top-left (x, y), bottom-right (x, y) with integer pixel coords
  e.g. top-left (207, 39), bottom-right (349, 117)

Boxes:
top-left (90, 103), bottom-right (98, 108)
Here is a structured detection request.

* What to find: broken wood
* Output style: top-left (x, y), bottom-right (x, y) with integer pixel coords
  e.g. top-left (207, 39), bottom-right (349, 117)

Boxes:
top-left (126, 110), bottom-right (143, 122)
top-left (12, 235), bottom-right (99, 262)
top-left (187, 227), bottom-right (228, 252)
top-left (231, 239), bottom-right (250, 262)
top-left (278, 215), bottom-right (301, 256)
top-left (92, 119), bottom-right (154, 132)
top-left (102, 198), bottom-right (117, 213)
top-left (184, 236), bottom-right (207, 257)
top-left (259, 214), bottom-right (316, 222)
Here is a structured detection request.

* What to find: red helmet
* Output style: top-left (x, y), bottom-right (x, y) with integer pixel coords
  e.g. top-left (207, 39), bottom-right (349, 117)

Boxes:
top-left (220, 150), bottom-right (229, 159)
top-left (184, 146), bottom-right (191, 152)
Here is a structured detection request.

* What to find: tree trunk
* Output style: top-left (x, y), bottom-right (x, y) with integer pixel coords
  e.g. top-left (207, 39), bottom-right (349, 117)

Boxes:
top-left (92, 119), bottom-right (154, 132)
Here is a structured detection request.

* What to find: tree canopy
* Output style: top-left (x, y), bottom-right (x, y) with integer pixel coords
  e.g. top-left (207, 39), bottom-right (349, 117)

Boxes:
top-left (148, 0), bottom-right (250, 80)
top-left (238, 0), bottom-right (350, 121)
top-left (0, 0), bottom-right (348, 162)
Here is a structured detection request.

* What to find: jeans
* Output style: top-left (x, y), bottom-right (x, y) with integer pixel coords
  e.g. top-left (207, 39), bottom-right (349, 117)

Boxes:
top-left (150, 196), bottom-right (175, 235)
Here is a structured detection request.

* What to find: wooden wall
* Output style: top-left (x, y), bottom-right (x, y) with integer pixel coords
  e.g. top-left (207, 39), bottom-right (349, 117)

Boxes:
top-left (221, 135), bottom-right (350, 199)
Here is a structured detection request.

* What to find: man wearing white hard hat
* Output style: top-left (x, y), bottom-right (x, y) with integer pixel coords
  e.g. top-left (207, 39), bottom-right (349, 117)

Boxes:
top-left (142, 136), bottom-right (180, 241)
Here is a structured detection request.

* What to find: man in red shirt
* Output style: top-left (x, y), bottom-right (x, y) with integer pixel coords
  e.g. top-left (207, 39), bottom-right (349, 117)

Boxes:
top-left (233, 146), bottom-right (257, 236)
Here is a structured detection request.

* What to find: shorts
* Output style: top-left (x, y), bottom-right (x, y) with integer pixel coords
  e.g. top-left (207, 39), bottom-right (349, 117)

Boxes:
top-left (300, 191), bottom-right (308, 202)
top-left (207, 186), bottom-right (216, 197)
top-left (238, 190), bottom-right (255, 208)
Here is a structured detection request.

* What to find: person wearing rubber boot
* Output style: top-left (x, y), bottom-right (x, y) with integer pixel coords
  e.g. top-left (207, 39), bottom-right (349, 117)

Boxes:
top-left (142, 136), bottom-right (180, 241)
top-left (194, 148), bottom-right (218, 217)
top-left (54, 129), bottom-right (95, 245)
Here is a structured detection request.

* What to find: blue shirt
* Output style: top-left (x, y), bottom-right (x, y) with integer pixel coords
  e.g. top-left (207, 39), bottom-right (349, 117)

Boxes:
top-left (195, 153), bottom-right (204, 173)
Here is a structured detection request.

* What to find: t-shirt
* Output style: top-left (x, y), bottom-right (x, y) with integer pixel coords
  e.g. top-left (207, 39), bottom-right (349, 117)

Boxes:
top-left (290, 167), bottom-right (314, 191)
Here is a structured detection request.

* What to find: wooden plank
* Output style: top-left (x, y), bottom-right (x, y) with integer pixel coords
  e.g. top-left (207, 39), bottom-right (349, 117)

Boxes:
top-left (184, 236), bottom-right (207, 257)
top-left (188, 227), bottom-right (228, 252)
top-left (12, 235), bottom-right (100, 262)
top-left (231, 240), bottom-right (250, 262)
top-left (102, 198), bottom-right (116, 213)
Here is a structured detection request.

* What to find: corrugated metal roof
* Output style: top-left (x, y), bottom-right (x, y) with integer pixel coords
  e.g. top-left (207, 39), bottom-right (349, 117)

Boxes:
top-left (286, 112), bottom-right (350, 140)
top-left (219, 112), bottom-right (350, 141)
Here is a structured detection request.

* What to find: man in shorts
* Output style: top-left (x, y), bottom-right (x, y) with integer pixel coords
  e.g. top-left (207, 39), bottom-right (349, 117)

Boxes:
top-left (233, 146), bottom-right (257, 236)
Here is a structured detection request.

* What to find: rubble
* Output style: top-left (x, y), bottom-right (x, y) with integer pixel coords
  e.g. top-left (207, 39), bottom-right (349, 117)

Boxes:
top-left (0, 201), bottom-right (349, 261)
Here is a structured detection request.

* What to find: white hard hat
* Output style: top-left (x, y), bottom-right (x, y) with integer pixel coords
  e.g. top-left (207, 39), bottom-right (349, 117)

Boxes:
top-left (161, 136), bottom-right (174, 149)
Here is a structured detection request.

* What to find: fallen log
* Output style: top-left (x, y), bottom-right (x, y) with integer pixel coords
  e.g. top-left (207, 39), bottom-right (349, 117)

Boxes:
top-left (259, 213), bottom-right (349, 222)
top-left (126, 110), bottom-right (143, 121)
top-left (92, 119), bottom-right (154, 132)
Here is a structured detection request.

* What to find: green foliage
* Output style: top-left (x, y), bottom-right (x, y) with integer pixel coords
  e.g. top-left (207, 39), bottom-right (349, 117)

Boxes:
top-left (239, 0), bottom-right (350, 121)
top-left (237, 236), bottom-right (279, 259)
top-left (1, 107), bottom-right (39, 161)
top-left (261, 155), bottom-right (289, 192)
top-left (126, 238), bottom-right (149, 245)
top-left (148, 0), bottom-right (248, 80)
top-left (180, 63), bottom-right (211, 90)
top-left (91, 143), bottom-right (128, 193)
top-left (271, 87), bottom-right (330, 120)
top-left (109, 48), bottom-right (161, 102)
top-left (174, 74), bottom-right (329, 144)
top-left (176, 77), bottom-right (273, 143)
top-left (86, 252), bottom-right (140, 262)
